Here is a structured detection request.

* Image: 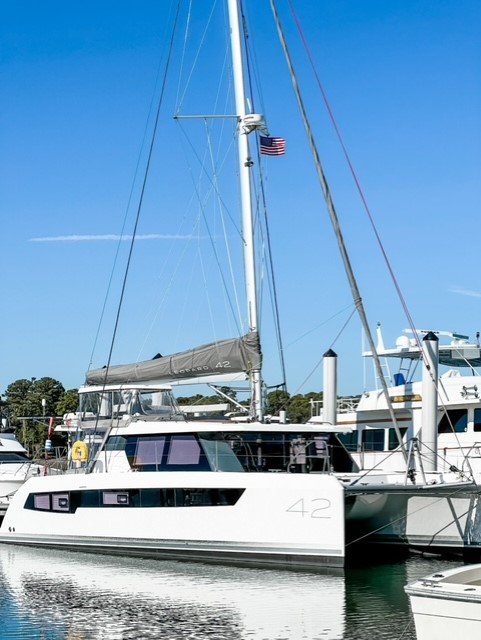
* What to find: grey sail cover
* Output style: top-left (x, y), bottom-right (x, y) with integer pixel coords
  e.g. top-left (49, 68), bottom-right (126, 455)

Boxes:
top-left (86, 332), bottom-right (262, 385)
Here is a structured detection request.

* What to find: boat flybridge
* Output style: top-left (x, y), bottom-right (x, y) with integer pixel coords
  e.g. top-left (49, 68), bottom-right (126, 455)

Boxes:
top-left (310, 327), bottom-right (481, 480)
top-left (0, 382), bottom-right (360, 569)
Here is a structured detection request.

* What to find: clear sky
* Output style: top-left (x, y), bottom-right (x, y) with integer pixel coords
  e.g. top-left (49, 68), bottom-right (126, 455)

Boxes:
top-left (2, 0), bottom-right (480, 397)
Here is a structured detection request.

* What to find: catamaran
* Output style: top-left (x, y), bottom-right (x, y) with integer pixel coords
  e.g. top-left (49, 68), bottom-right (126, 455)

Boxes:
top-left (0, 0), bottom-right (358, 569)
top-left (1, 1), bottom-right (479, 569)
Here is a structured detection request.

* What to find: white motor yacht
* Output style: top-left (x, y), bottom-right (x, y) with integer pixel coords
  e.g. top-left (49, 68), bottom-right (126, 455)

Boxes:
top-left (310, 327), bottom-right (481, 480)
top-left (0, 432), bottom-right (44, 517)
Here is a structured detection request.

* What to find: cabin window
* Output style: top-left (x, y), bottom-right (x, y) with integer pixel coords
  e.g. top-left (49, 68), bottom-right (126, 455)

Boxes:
top-left (361, 429), bottom-right (385, 451)
top-left (388, 428), bottom-right (408, 450)
top-left (337, 432), bottom-right (358, 452)
top-left (126, 436), bottom-right (166, 470)
top-left (102, 491), bottom-right (129, 506)
top-left (104, 436), bottom-right (127, 451)
top-left (167, 435), bottom-right (202, 466)
top-left (52, 493), bottom-right (69, 512)
top-left (121, 434), bottom-right (210, 471)
top-left (438, 409), bottom-right (468, 433)
top-left (474, 409), bottom-right (481, 432)
top-left (33, 494), bottom-right (50, 511)
top-left (199, 434), bottom-right (245, 472)
top-left (25, 488), bottom-right (245, 512)
top-left (0, 452), bottom-right (31, 463)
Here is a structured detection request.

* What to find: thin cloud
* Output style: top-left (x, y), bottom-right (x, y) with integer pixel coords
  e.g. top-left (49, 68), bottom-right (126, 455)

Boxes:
top-left (30, 234), bottom-right (200, 243)
top-left (449, 287), bottom-right (481, 299)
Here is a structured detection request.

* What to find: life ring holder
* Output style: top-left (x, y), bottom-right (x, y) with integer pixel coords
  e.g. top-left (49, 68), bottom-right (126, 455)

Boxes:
top-left (71, 440), bottom-right (89, 463)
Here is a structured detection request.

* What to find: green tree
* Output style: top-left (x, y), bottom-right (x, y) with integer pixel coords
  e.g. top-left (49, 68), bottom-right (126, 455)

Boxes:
top-left (266, 389), bottom-right (290, 416)
top-left (55, 389), bottom-right (79, 416)
top-left (5, 377), bottom-right (66, 450)
top-left (286, 391), bottom-right (323, 423)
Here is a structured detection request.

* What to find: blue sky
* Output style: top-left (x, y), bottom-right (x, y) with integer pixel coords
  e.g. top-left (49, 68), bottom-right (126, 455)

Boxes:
top-left (1, 0), bottom-right (480, 397)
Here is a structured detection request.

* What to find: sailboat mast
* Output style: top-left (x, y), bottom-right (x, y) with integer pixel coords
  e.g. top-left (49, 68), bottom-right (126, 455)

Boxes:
top-left (227, 0), bottom-right (263, 421)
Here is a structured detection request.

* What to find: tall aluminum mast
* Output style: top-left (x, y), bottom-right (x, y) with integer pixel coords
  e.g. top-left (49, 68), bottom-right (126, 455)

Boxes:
top-left (227, 0), bottom-right (263, 420)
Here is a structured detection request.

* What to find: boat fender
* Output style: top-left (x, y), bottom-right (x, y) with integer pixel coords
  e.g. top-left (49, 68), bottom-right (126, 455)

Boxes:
top-left (71, 440), bottom-right (89, 463)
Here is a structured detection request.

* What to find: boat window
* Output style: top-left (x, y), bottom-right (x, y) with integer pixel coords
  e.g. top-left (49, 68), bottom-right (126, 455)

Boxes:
top-left (361, 429), bottom-right (385, 451)
top-left (438, 409), bottom-right (468, 433)
top-left (79, 391), bottom-right (112, 421)
top-left (77, 490), bottom-right (100, 508)
top-left (24, 488), bottom-right (245, 512)
top-left (104, 436), bottom-right (127, 451)
top-left (388, 428), bottom-right (408, 450)
top-left (119, 434), bottom-right (210, 471)
top-left (474, 409), bottom-right (481, 432)
top-left (33, 494), bottom-right (50, 511)
top-left (52, 493), bottom-right (69, 512)
top-left (137, 391), bottom-right (177, 416)
top-left (167, 435), bottom-right (204, 467)
top-left (0, 452), bottom-right (30, 463)
top-left (337, 432), bottom-right (358, 452)
top-left (199, 434), bottom-right (245, 472)
top-left (102, 491), bottom-right (129, 506)
top-left (126, 436), bottom-right (166, 470)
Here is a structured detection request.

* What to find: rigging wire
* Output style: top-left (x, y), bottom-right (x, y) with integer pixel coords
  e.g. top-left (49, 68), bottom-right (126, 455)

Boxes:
top-left (285, 302), bottom-right (356, 349)
top-left (174, 0), bottom-right (192, 109)
top-left (270, 0), bottom-right (407, 457)
top-left (286, 0), bottom-right (469, 458)
top-left (175, 0), bottom-right (219, 114)
top-left (87, 0), bottom-right (179, 372)
top-left (178, 126), bottom-right (243, 336)
top-left (286, 0), bottom-right (423, 350)
top-left (204, 117), bottom-right (244, 333)
top-left (275, 306), bottom-right (357, 412)
top-left (99, 2), bottom-right (182, 387)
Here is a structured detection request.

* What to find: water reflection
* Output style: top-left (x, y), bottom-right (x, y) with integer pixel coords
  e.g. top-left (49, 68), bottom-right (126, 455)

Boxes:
top-left (343, 553), bottom-right (462, 640)
top-left (0, 545), bottom-right (345, 639)
top-left (0, 544), bottom-right (466, 639)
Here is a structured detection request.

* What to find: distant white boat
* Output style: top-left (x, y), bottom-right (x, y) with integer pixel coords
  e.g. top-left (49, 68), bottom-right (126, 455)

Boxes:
top-left (310, 326), bottom-right (481, 481)
top-left (0, 432), bottom-right (43, 517)
top-left (405, 563), bottom-right (481, 639)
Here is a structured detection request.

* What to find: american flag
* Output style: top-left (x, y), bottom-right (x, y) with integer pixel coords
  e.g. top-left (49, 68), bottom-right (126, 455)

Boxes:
top-left (260, 136), bottom-right (286, 156)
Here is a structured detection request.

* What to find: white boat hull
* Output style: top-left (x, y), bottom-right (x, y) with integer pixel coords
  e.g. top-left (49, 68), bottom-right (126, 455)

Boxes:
top-left (0, 471), bottom-right (347, 569)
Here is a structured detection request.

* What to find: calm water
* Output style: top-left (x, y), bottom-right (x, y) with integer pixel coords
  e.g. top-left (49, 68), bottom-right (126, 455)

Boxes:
top-left (0, 544), bottom-right (461, 639)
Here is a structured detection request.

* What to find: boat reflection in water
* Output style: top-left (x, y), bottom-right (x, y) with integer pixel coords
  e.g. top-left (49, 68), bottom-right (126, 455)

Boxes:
top-left (0, 545), bottom-right (345, 639)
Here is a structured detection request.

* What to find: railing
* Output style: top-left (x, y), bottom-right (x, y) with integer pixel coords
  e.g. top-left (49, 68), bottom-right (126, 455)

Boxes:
top-left (310, 396), bottom-right (360, 418)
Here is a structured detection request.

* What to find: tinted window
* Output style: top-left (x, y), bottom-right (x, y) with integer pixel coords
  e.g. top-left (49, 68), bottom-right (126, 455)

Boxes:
top-left (474, 409), bottom-right (481, 432)
top-left (388, 427), bottom-right (407, 450)
top-left (0, 453), bottom-right (30, 463)
top-left (438, 409), bottom-right (468, 433)
top-left (361, 429), bottom-right (385, 451)
top-left (337, 432), bottom-right (358, 452)
top-left (25, 488), bottom-right (245, 512)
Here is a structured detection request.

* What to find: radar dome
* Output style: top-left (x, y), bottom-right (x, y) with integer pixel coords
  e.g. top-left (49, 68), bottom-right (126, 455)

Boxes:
top-left (395, 335), bottom-right (410, 349)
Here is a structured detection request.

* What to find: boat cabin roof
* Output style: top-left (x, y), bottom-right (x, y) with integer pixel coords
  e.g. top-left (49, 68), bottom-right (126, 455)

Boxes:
top-left (110, 419), bottom-right (353, 436)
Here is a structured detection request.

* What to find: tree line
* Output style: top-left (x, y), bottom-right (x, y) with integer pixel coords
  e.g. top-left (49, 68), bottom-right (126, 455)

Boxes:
top-left (1, 378), bottom-right (325, 451)
top-left (1, 377), bottom-right (79, 452)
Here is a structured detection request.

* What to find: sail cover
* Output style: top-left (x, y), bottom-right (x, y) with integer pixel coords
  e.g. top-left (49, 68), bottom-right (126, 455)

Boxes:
top-left (86, 332), bottom-right (262, 385)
